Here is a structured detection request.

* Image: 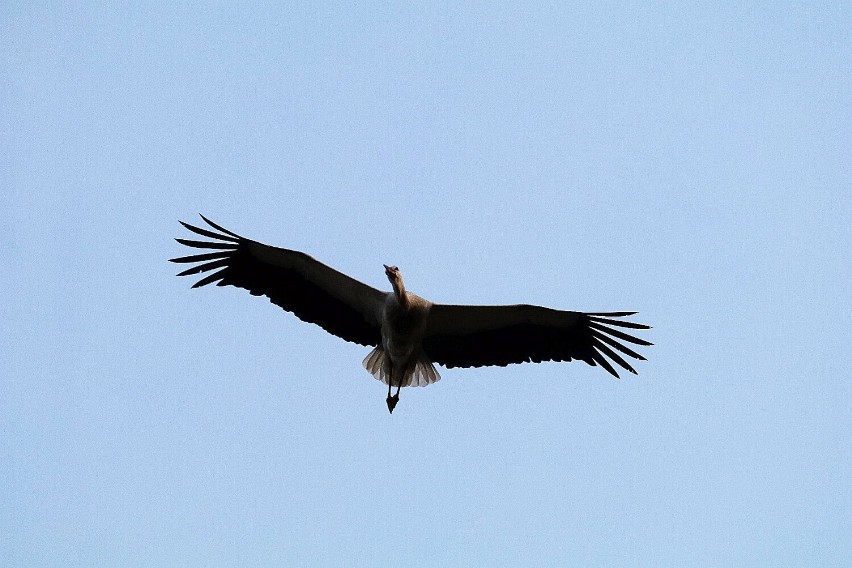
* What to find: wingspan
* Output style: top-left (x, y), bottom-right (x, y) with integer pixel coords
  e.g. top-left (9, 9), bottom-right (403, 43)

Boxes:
top-left (422, 304), bottom-right (651, 377)
top-left (170, 216), bottom-right (386, 347)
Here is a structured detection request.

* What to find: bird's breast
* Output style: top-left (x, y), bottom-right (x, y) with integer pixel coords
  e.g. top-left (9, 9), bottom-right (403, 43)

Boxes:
top-left (381, 293), bottom-right (431, 362)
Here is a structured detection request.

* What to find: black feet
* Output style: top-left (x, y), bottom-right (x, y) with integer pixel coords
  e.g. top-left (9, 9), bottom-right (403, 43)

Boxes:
top-left (386, 394), bottom-right (399, 414)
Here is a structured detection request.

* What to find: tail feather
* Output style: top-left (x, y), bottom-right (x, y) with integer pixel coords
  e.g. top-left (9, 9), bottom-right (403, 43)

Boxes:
top-left (362, 348), bottom-right (441, 387)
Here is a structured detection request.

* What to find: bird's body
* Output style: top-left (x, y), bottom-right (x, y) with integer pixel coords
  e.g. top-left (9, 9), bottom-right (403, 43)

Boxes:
top-left (171, 216), bottom-right (651, 413)
top-left (366, 269), bottom-right (440, 410)
top-left (380, 291), bottom-right (431, 374)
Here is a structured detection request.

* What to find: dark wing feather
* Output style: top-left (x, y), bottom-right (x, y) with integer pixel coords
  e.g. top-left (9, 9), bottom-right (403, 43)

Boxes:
top-left (170, 216), bottom-right (385, 347)
top-left (422, 304), bottom-right (651, 378)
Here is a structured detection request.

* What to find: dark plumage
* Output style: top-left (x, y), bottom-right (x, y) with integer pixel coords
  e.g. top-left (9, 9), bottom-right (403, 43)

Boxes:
top-left (171, 216), bottom-right (652, 412)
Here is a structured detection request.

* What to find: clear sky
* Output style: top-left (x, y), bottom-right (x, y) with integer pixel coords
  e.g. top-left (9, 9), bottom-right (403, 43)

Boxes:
top-left (3, 3), bottom-right (849, 566)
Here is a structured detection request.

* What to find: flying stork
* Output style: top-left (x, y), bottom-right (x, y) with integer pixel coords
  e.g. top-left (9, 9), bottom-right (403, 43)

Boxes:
top-left (171, 216), bottom-right (652, 413)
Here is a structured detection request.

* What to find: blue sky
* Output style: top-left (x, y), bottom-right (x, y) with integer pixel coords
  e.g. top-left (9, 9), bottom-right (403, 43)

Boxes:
top-left (3, 3), bottom-right (849, 566)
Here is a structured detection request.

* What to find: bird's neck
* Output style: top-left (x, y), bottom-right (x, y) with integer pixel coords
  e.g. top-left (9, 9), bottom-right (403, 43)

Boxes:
top-left (392, 280), bottom-right (410, 310)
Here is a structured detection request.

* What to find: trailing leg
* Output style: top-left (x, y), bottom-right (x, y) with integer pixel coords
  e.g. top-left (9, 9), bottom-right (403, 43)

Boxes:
top-left (385, 362), bottom-right (399, 414)
top-left (386, 384), bottom-right (399, 413)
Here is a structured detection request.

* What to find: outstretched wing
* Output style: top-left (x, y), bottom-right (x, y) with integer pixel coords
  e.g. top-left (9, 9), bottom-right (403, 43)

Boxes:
top-left (170, 216), bottom-right (386, 347)
top-left (423, 304), bottom-right (651, 378)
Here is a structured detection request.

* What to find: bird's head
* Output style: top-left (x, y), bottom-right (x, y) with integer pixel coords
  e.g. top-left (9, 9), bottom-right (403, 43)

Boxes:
top-left (383, 264), bottom-right (401, 283)
top-left (384, 264), bottom-right (408, 305)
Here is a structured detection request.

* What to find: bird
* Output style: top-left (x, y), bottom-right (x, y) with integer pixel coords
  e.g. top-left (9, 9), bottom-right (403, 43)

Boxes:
top-left (170, 215), bottom-right (652, 413)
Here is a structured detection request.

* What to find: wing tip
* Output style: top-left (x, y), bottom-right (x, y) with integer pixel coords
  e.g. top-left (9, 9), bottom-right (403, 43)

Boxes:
top-left (198, 214), bottom-right (244, 239)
